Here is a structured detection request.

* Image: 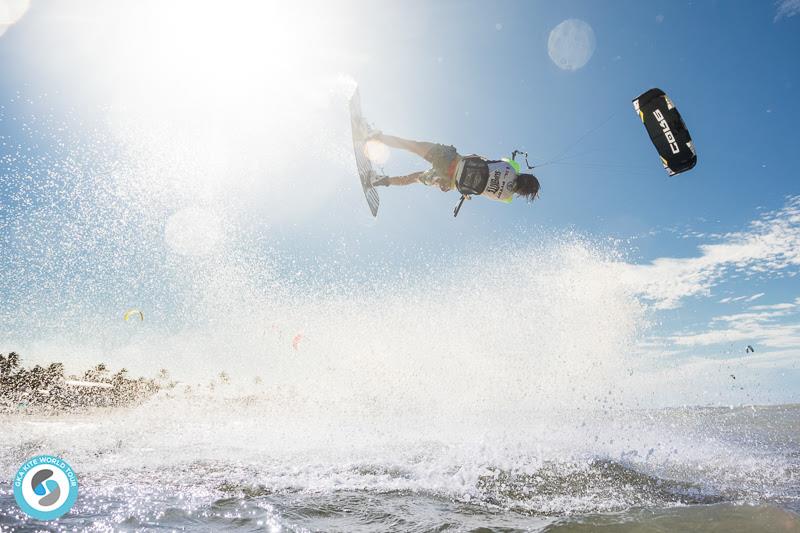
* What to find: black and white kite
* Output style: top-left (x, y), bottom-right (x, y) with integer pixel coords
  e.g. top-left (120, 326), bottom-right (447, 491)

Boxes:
top-left (633, 88), bottom-right (697, 176)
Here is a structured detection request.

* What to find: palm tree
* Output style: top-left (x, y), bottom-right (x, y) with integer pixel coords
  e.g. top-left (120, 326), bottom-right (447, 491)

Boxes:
top-left (85, 363), bottom-right (109, 382)
top-left (112, 368), bottom-right (129, 387)
top-left (29, 365), bottom-right (45, 391)
top-left (46, 363), bottom-right (64, 380)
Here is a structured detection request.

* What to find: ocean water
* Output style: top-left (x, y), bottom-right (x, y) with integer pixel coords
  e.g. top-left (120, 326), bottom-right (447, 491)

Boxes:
top-left (1, 400), bottom-right (798, 531)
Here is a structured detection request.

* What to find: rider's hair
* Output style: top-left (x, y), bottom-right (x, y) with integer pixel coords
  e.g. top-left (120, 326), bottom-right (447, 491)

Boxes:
top-left (515, 173), bottom-right (540, 202)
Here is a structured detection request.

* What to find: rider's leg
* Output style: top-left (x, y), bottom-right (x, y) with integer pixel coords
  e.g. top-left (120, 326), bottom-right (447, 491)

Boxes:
top-left (372, 133), bottom-right (437, 161)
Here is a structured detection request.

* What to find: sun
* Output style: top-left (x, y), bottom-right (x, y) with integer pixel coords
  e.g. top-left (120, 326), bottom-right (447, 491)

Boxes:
top-left (100, 1), bottom-right (344, 116)
top-left (43, 0), bottom-right (365, 220)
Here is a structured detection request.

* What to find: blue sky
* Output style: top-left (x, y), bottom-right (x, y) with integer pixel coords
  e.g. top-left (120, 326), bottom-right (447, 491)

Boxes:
top-left (0, 0), bottom-right (798, 403)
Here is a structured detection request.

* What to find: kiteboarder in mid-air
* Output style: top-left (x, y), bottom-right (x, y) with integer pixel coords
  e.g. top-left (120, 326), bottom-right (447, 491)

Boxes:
top-left (369, 132), bottom-right (541, 204)
top-left (349, 88), bottom-right (539, 217)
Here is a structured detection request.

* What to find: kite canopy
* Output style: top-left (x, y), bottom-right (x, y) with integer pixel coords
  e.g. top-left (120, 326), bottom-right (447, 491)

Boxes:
top-left (123, 309), bottom-right (144, 321)
top-left (633, 88), bottom-right (697, 176)
top-left (292, 333), bottom-right (303, 351)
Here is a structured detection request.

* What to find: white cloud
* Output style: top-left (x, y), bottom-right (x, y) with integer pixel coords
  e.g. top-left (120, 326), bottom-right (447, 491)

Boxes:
top-left (775, 0), bottom-right (800, 21)
top-left (628, 198), bottom-right (800, 383)
top-left (670, 302), bottom-right (800, 351)
top-left (720, 293), bottom-right (765, 304)
top-left (730, 348), bottom-right (800, 369)
top-left (619, 196), bottom-right (800, 309)
top-left (713, 310), bottom-right (793, 324)
top-left (750, 303), bottom-right (796, 311)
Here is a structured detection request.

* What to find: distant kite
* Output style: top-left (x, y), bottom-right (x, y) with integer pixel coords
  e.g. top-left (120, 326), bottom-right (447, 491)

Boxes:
top-left (123, 309), bottom-right (144, 321)
top-left (745, 345), bottom-right (755, 353)
top-left (292, 333), bottom-right (303, 351)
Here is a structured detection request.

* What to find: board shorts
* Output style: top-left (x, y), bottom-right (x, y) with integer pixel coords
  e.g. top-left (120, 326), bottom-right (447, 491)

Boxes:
top-left (420, 143), bottom-right (458, 191)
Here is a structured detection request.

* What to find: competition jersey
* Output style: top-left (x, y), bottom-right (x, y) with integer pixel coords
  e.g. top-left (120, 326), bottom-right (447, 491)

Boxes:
top-left (480, 160), bottom-right (517, 203)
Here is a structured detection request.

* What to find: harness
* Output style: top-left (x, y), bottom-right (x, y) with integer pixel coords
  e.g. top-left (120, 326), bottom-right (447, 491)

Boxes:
top-left (454, 157), bottom-right (490, 196)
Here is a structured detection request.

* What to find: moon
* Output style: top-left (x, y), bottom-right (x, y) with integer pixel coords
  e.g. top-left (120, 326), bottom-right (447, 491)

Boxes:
top-left (548, 19), bottom-right (596, 71)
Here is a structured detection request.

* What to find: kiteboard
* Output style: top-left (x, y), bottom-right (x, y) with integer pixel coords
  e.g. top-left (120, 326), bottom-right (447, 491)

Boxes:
top-left (349, 88), bottom-right (380, 217)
